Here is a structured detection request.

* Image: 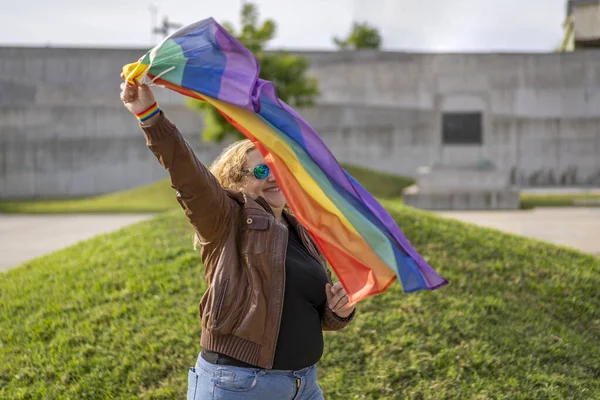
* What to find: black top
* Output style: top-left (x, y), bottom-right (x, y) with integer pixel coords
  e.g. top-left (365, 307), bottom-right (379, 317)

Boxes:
top-left (271, 225), bottom-right (329, 370)
top-left (201, 224), bottom-right (329, 370)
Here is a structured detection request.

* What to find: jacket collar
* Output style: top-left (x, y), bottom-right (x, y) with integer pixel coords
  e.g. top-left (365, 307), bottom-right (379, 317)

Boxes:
top-left (225, 189), bottom-right (303, 232)
top-left (239, 191), bottom-right (326, 265)
top-left (224, 189), bottom-right (274, 215)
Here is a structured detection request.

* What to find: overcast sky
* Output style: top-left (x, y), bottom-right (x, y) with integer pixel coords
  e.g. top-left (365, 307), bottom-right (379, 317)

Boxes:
top-left (0, 0), bottom-right (567, 52)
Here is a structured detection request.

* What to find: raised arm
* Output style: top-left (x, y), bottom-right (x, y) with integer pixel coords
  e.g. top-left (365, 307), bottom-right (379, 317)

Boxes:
top-left (120, 82), bottom-right (234, 242)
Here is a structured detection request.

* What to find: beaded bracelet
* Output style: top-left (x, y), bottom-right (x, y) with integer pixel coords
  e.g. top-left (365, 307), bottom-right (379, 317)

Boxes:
top-left (135, 102), bottom-right (160, 122)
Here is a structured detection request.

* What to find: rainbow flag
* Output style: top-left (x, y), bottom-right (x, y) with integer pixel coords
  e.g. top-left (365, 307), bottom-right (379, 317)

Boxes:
top-left (123, 18), bottom-right (448, 306)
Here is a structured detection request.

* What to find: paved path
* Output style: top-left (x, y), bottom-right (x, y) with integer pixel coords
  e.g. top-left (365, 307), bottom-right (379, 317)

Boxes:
top-left (436, 208), bottom-right (600, 256)
top-left (0, 214), bottom-right (155, 272)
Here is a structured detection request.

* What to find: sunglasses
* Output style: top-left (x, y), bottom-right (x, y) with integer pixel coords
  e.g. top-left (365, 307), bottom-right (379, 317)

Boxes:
top-left (242, 164), bottom-right (270, 180)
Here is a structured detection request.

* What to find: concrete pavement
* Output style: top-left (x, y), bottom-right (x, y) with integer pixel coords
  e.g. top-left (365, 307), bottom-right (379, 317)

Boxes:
top-left (436, 207), bottom-right (600, 256)
top-left (0, 214), bottom-right (155, 272)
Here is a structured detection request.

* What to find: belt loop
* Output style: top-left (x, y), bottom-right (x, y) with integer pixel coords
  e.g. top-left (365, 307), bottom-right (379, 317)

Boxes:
top-left (292, 365), bottom-right (310, 378)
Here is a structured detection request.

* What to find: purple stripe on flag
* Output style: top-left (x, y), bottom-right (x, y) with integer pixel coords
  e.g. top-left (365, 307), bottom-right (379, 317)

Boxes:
top-left (212, 19), bottom-right (259, 111)
top-left (349, 182), bottom-right (447, 288)
top-left (278, 100), bottom-right (358, 195)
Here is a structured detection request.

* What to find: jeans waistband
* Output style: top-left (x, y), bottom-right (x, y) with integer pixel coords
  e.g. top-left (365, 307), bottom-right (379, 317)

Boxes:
top-left (197, 351), bottom-right (315, 377)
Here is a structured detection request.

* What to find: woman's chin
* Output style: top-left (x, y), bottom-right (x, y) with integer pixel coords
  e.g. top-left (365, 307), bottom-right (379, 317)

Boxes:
top-left (263, 192), bottom-right (286, 210)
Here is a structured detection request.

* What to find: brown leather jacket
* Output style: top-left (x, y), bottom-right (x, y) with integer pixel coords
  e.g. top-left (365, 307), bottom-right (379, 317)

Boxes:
top-left (141, 113), bottom-right (355, 369)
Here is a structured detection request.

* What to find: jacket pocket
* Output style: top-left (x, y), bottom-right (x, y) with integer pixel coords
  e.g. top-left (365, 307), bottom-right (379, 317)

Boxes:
top-left (212, 278), bottom-right (229, 327)
top-left (241, 215), bottom-right (270, 254)
top-left (205, 276), bottom-right (249, 335)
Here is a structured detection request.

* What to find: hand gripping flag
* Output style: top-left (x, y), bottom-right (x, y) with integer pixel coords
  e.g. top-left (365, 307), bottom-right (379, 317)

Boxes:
top-left (123, 17), bottom-right (448, 306)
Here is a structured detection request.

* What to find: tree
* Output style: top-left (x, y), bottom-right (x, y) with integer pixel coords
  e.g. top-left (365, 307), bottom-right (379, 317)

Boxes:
top-left (333, 21), bottom-right (382, 50)
top-left (189, 2), bottom-right (320, 143)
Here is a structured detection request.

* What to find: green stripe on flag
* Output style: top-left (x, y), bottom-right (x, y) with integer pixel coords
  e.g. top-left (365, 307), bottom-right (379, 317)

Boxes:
top-left (148, 39), bottom-right (186, 85)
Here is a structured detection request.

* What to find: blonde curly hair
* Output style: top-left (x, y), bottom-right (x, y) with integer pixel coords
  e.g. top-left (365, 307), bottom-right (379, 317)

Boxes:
top-left (193, 139), bottom-right (293, 249)
top-left (193, 139), bottom-right (255, 249)
top-left (209, 139), bottom-right (256, 191)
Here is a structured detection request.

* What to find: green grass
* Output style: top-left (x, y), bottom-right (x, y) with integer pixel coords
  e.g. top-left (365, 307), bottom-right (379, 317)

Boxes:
top-left (521, 193), bottom-right (600, 209)
top-left (0, 164), bottom-right (414, 214)
top-left (0, 180), bottom-right (179, 214)
top-left (340, 164), bottom-right (414, 199)
top-left (2, 202), bottom-right (599, 399)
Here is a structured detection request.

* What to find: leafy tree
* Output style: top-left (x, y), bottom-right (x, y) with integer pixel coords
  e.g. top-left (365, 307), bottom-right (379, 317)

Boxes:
top-left (189, 2), bottom-right (320, 142)
top-left (334, 21), bottom-right (382, 50)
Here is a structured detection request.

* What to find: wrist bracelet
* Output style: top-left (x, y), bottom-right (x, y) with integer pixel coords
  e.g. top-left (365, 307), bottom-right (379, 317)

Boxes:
top-left (135, 102), bottom-right (160, 122)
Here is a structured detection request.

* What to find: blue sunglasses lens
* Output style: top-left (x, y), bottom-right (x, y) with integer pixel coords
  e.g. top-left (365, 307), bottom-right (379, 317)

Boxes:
top-left (253, 164), bottom-right (269, 180)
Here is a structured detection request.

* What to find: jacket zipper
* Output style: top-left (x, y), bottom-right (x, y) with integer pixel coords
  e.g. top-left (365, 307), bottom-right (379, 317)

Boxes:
top-left (213, 278), bottom-right (229, 325)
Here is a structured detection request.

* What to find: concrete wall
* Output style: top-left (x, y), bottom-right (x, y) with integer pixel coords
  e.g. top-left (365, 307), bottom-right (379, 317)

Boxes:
top-left (572, 2), bottom-right (600, 40)
top-left (0, 47), bottom-right (223, 198)
top-left (0, 103), bottom-right (218, 198)
top-left (306, 51), bottom-right (600, 185)
top-left (1, 47), bottom-right (600, 199)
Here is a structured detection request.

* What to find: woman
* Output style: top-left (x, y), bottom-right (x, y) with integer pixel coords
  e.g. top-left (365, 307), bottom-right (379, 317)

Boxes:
top-left (120, 81), bottom-right (356, 399)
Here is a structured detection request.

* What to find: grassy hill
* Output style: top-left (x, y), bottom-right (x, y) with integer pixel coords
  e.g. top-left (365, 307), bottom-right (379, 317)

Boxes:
top-left (0, 164), bottom-right (414, 215)
top-left (0, 179), bottom-right (179, 214)
top-left (2, 162), bottom-right (599, 214)
top-left (520, 192), bottom-right (600, 209)
top-left (1, 200), bottom-right (599, 399)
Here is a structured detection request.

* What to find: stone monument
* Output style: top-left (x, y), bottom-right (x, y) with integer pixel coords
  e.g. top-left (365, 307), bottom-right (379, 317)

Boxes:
top-left (402, 159), bottom-right (521, 210)
top-left (402, 92), bottom-right (520, 210)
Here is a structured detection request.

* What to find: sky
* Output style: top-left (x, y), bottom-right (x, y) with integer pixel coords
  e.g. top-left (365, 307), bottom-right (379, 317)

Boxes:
top-left (0, 0), bottom-right (568, 52)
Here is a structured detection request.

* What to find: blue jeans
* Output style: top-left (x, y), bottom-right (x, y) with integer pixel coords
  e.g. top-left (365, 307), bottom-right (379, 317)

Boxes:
top-left (187, 352), bottom-right (325, 399)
